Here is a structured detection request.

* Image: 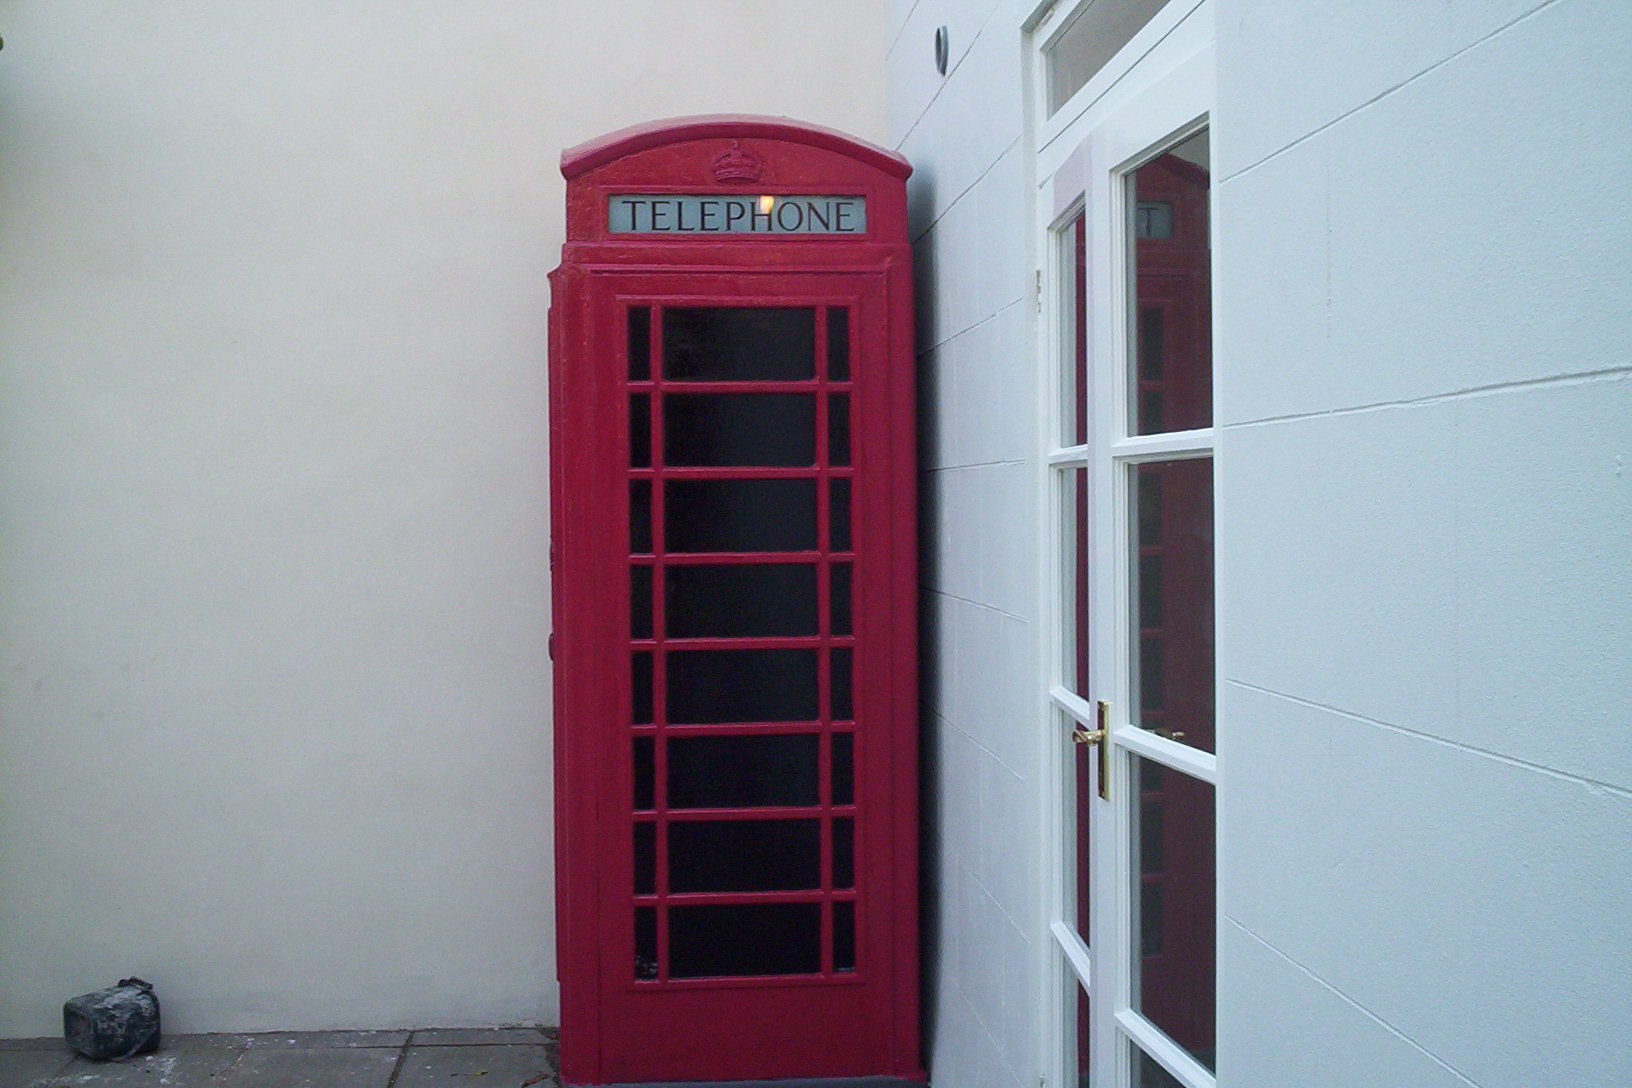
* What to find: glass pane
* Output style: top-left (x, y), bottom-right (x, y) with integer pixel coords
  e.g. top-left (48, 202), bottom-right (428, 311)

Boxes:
top-left (665, 479), bottom-right (816, 553)
top-left (667, 733), bottom-right (819, 808)
top-left (1074, 982), bottom-right (1091, 1088)
top-left (628, 306), bottom-right (651, 382)
top-left (1062, 468), bottom-right (1089, 696)
top-left (663, 393), bottom-right (815, 467)
top-left (1130, 458), bottom-right (1214, 752)
top-left (833, 901), bottom-right (856, 972)
top-left (1074, 712), bottom-right (1092, 942)
top-left (631, 651), bottom-right (652, 725)
top-left (633, 736), bottom-right (654, 810)
top-left (629, 396), bottom-right (651, 467)
top-left (828, 393), bottom-right (851, 466)
top-left (832, 817), bottom-right (854, 888)
top-left (631, 565), bottom-right (652, 640)
top-left (668, 819), bottom-right (821, 892)
top-left (1046, 0), bottom-right (1170, 114)
top-left (1131, 754), bottom-right (1215, 1073)
top-left (663, 307), bottom-right (815, 382)
top-left (635, 907), bottom-right (657, 980)
top-left (831, 562), bottom-right (853, 636)
top-left (830, 647), bottom-right (853, 721)
top-left (666, 563), bottom-right (817, 638)
top-left (827, 307), bottom-right (850, 381)
top-left (1067, 213), bottom-right (1087, 446)
top-left (633, 822), bottom-right (655, 895)
top-left (1130, 129), bottom-right (1211, 434)
top-left (1133, 1049), bottom-right (1185, 1088)
top-left (630, 479), bottom-right (652, 554)
top-left (669, 903), bottom-right (820, 978)
top-left (830, 478), bottom-right (852, 552)
top-left (831, 733), bottom-right (853, 805)
top-left (667, 648), bottom-right (818, 724)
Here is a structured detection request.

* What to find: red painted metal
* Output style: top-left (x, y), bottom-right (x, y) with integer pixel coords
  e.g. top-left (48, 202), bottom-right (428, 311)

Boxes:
top-left (549, 117), bottom-right (919, 1086)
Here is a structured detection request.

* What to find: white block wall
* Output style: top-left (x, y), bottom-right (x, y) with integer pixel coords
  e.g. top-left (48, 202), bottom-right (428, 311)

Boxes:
top-left (0, 0), bottom-right (883, 1038)
top-left (1214, 1), bottom-right (1632, 1085)
top-left (888, 3), bottom-right (1042, 1087)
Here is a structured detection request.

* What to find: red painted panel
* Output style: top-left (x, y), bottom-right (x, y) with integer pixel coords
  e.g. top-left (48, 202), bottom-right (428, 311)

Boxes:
top-left (550, 118), bottom-right (918, 1086)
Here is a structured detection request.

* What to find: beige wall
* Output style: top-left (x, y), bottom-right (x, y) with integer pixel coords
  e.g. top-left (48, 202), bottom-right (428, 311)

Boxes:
top-left (0, 0), bottom-right (882, 1036)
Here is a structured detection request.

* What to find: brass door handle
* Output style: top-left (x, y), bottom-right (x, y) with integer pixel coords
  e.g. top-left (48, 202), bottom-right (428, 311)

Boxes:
top-left (1067, 702), bottom-right (1111, 802)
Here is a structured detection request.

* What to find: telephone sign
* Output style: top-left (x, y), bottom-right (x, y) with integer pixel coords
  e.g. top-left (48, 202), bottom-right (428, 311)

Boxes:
top-left (549, 116), bottom-right (920, 1087)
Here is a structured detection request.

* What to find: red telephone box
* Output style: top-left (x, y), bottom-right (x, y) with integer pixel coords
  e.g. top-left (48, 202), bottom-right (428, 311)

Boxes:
top-left (548, 116), bottom-right (920, 1086)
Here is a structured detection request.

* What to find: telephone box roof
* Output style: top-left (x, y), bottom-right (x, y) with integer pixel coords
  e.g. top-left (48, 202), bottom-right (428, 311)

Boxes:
top-left (560, 114), bottom-right (912, 181)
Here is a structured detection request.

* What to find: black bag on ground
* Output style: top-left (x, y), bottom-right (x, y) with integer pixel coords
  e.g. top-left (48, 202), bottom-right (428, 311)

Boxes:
top-left (63, 977), bottom-right (161, 1060)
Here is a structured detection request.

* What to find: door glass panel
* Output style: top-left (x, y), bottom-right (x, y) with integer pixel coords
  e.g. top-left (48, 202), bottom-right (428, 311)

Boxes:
top-left (831, 733), bottom-right (854, 805)
top-left (627, 305), bottom-right (651, 382)
top-left (828, 393), bottom-right (851, 465)
top-left (1130, 129), bottom-right (1210, 435)
top-left (830, 478), bottom-right (852, 552)
top-left (1129, 458), bottom-right (1214, 752)
top-left (629, 396), bottom-right (651, 467)
top-left (630, 565), bottom-right (652, 640)
top-left (831, 563), bottom-right (853, 636)
top-left (669, 903), bottom-right (821, 978)
top-left (827, 307), bottom-right (850, 381)
top-left (632, 736), bottom-right (654, 810)
top-left (663, 393), bottom-right (815, 467)
top-left (668, 819), bottom-right (821, 892)
top-left (830, 648), bottom-right (853, 721)
top-left (1130, 754), bottom-right (1215, 1073)
top-left (631, 651), bottom-right (652, 725)
top-left (665, 479), bottom-right (816, 553)
top-left (662, 307), bottom-right (815, 382)
top-left (1063, 467), bottom-right (1089, 695)
top-left (630, 479), bottom-right (652, 554)
top-left (666, 733), bottom-right (819, 808)
top-left (665, 563), bottom-right (817, 638)
top-left (833, 901), bottom-right (856, 972)
top-left (1072, 982), bottom-right (1091, 1088)
top-left (832, 817), bottom-right (854, 888)
top-left (1073, 711), bottom-right (1093, 941)
top-left (1046, 0), bottom-right (1170, 114)
top-left (667, 649), bottom-right (818, 724)
top-left (633, 822), bottom-right (655, 895)
top-left (635, 907), bottom-right (657, 980)
top-left (1133, 1049), bottom-right (1185, 1088)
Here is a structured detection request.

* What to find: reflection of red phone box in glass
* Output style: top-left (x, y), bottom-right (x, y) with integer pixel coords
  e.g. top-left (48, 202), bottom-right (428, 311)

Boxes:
top-left (548, 116), bottom-right (920, 1086)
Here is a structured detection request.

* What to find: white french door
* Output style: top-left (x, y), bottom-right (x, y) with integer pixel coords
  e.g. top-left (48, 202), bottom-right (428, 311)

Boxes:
top-left (1035, 5), bottom-right (1216, 1086)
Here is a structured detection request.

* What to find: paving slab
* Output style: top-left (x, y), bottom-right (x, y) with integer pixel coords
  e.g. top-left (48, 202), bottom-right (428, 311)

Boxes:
top-left (46, 1048), bottom-right (242, 1087)
top-left (411, 1028), bottom-right (549, 1047)
top-left (0, 1038), bottom-right (68, 1052)
top-left (237, 1030), bottom-right (409, 1049)
top-left (0, 1048), bottom-right (75, 1087)
top-left (218, 1045), bottom-right (397, 1087)
top-left (393, 1043), bottom-right (554, 1088)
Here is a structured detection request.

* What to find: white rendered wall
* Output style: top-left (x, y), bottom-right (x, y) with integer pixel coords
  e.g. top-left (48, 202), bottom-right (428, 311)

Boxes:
top-left (888, 3), bottom-right (1041, 1088)
top-left (1214, 2), bottom-right (1632, 1086)
top-left (0, 0), bottom-right (882, 1038)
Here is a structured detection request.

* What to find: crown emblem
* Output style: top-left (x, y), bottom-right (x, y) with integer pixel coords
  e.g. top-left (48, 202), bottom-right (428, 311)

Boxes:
top-left (710, 140), bottom-right (764, 184)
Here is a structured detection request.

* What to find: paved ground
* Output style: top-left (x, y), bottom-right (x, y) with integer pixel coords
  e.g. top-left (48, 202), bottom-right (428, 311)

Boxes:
top-left (0, 1027), bottom-right (557, 1088)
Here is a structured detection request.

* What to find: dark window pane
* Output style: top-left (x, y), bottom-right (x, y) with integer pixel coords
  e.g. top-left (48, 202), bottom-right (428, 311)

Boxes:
top-left (629, 396), bottom-right (651, 467)
top-left (833, 817), bottom-right (854, 889)
top-left (827, 308), bottom-right (850, 381)
top-left (631, 651), bottom-right (652, 725)
top-left (1139, 555), bottom-right (1163, 628)
top-left (630, 479), bottom-right (652, 554)
top-left (831, 733), bottom-right (853, 805)
top-left (634, 822), bottom-right (655, 895)
top-left (635, 907), bottom-right (657, 980)
top-left (663, 307), bottom-right (815, 382)
top-left (1131, 458), bottom-right (1214, 752)
top-left (663, 394), bottom-right (815, 467)
top-left (1136, 1050), bottom-right (1188, 1088)
top-left (1138, 307), bottom-right (1165, 379)
top-left (631, 565), bottom-right (652, 640)
top-left (669, 819), bottom-right (821, 892)
top-left (665, 479), bottom-right (816, 553)
top-left (831, 648), bottom-right (853, 721)
top-left (666, 563), bottom-right (817, 638)
top-left (830, 478), bottom-right (852, 552)
top-left (831, 563), bottom-right (852, 636)
top-left (833, 901), bottom-right (856, 972)
top-left (633, 736), bottom-right (654, 810)
top-left (667, 649), bottom-right (818, 724)
top-left (669, 903), bottom-right (820, 978)
top-left (628, 306), bottom-right (651, 382)
top-left (828, 393), bottom-right (851, 466)
top-left (667, 733), bottom-right (819, 808)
